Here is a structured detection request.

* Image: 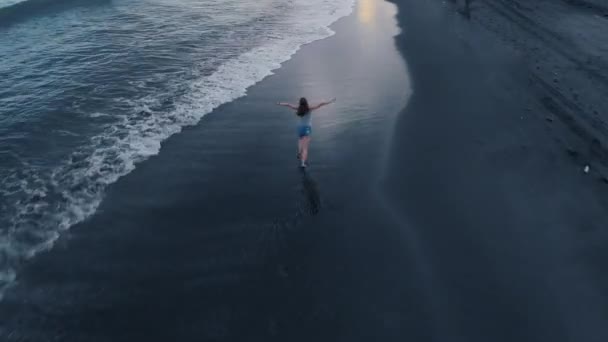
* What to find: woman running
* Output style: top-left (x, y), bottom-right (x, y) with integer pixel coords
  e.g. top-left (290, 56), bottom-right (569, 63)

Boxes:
top-left (276, 97), bottom-right (336, 168)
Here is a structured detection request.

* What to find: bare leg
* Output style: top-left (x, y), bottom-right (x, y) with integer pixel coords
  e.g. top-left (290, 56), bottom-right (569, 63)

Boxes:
top-left (297, 138), bottom-right (303, 159)
top-left (301, 136), bottom-right (311, 165)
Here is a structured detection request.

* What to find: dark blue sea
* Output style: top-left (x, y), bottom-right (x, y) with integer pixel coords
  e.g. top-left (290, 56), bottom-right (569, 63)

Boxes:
top-left (0, 0), bottom-right (354, 299)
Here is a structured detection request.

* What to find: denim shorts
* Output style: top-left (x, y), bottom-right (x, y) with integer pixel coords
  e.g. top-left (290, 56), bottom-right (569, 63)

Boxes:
top-left (297, 125), bottom-right (312, 138)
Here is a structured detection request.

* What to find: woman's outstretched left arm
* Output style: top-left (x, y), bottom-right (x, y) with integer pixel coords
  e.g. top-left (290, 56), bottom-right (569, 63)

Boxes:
top-left (310, 98), bottom-right (336, 110)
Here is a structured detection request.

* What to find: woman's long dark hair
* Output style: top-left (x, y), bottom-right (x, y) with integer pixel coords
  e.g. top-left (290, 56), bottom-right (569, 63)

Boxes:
top-left (297, 97), bottom-right (310, 117)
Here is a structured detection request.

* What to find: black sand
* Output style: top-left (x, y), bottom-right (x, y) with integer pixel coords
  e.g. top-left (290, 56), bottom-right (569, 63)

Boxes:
top-left (384, 0), bottom-right (608, 340)
top-left (3, 0), bottom-right (608, 341)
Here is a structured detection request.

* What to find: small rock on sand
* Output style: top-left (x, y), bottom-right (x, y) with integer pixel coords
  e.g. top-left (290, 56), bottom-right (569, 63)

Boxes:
top-left (566, 148), bottom-right (578, 157)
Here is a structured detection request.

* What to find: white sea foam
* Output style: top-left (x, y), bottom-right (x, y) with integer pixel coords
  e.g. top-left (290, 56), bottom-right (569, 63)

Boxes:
top-left (0, 0), bottom-right (26, 9)
top-left (0, 0), bottom-right (355, 300)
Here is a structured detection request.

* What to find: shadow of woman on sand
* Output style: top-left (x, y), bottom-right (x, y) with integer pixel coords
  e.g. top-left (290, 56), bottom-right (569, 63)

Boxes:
top-left (299, 169), bottom-right (321, 216)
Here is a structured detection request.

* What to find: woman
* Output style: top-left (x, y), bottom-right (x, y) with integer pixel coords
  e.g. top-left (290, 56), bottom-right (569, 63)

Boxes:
top-left (276, 97), bottom-right (336, 168)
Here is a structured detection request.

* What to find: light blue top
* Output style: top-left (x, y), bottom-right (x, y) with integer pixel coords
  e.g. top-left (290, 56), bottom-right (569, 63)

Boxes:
top-left (298, 111), bottom-right (312, 127)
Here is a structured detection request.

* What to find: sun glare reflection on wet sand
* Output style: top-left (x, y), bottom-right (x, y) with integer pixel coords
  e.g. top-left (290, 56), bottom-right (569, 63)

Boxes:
top-left (358, 0), bottom-right (377, 25)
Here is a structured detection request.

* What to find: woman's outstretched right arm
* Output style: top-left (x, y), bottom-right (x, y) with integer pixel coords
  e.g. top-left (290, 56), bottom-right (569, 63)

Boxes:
top-left (276, 102), bottom-right (298, 110)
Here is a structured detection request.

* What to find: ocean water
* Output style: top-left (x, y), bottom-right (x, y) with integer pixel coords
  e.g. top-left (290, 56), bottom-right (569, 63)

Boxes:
top-left (0, 0), bottom-right (354, 298)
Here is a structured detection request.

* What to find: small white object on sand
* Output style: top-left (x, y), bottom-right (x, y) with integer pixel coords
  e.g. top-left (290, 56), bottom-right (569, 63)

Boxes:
top-left (584, 165), bottom-right (590, 174)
